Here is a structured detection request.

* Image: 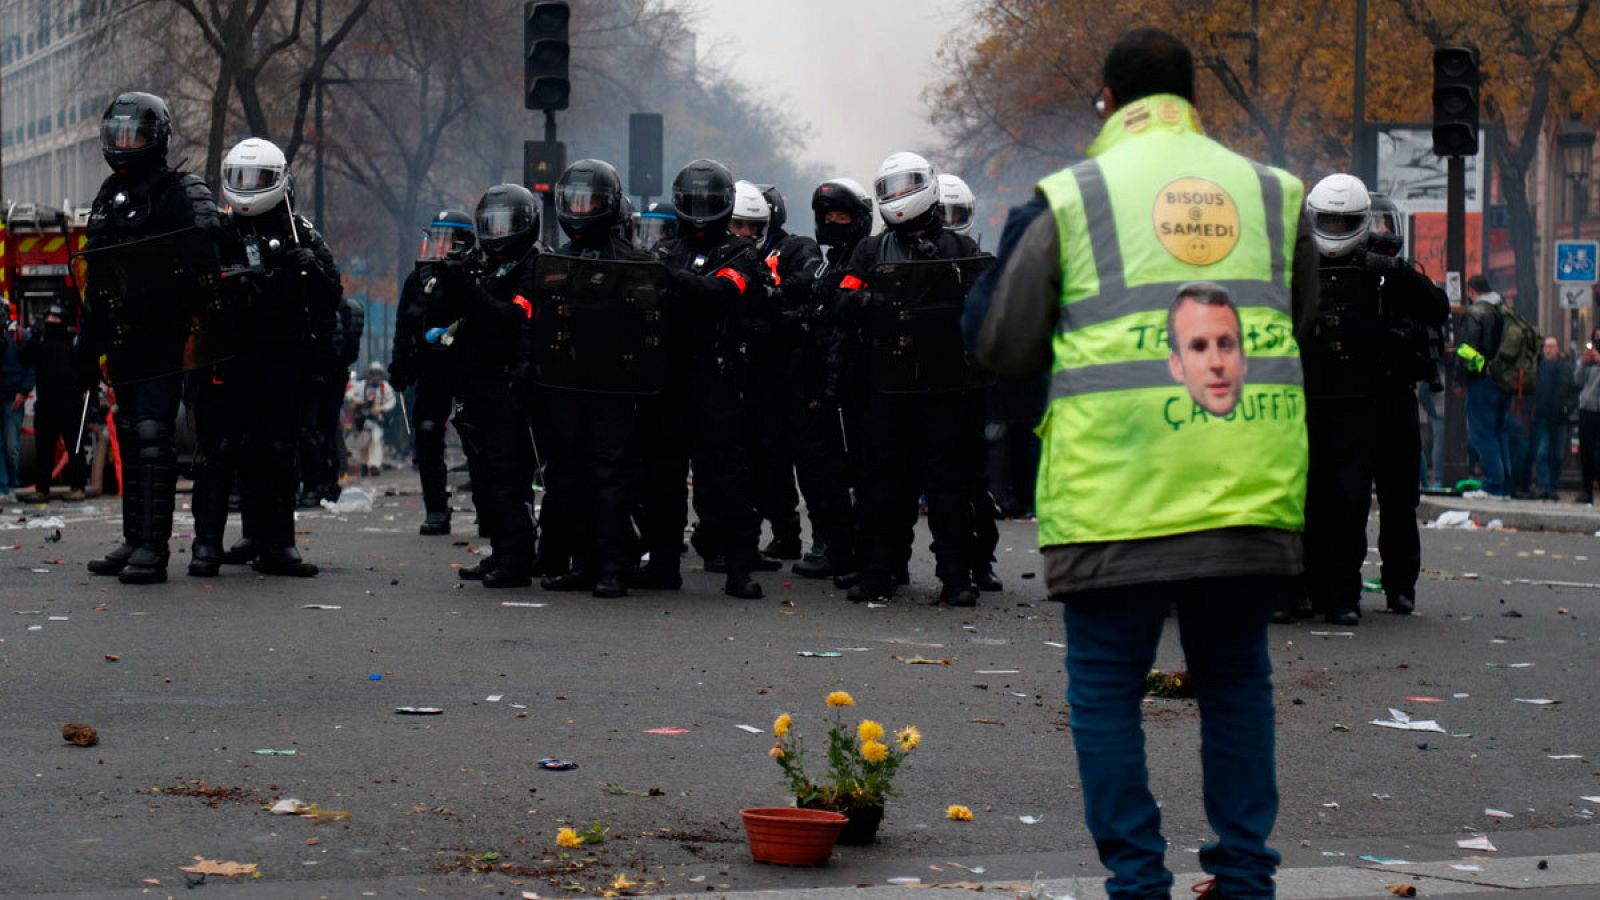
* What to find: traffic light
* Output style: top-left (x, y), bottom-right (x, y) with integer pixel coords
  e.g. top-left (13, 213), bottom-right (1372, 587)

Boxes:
top-left (524, 139), bottom-right (566, 195)
top-left (628, 113), bottom-right (664, 197)
top-left (524, 1), bottom-right (570, 111)
top-left (1432, 46), bottom-right (1479, 157)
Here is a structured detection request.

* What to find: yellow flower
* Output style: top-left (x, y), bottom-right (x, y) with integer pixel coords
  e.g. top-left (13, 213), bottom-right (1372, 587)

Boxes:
top-left (897, 726), bottom-right (922, 752)
top-left (774, 713), bottom-right (791, 737)
top-left (861, 739), bottom-right (889, 763)
top-left (768, 745), bottom-right (785, 759)
top-left (946, 804), bottom-right (974, 821)
top-left (556, 826), bottom-right (584, 849)
top-left (857, 719), bottom-right (885, 743)
top-left (825, 691), bottom-right (855, 708)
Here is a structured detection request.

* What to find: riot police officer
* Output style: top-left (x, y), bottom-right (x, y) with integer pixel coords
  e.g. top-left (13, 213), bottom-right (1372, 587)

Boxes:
top-left (635, 159), bottom-right (766, 599)
top-left (392, 210), bottom-right (476, 536)
top-left (1296, 174), bottom-right (1449, 625)
top-left (19, 304), bottom-right (89, 502)
top-left (789, 177), bottom-right (872, 579)
top-left (81, 92), bottom-right (228, 585)
top-left (836, 152), bottom-right (989, 606)
top-left (189, 138), bottom-right (340, 578)
top-left (533, 159), bottom-right (668, 598)
top-left (300, 294), bottom-right (362, 507)
top-left (439, 184), bottom-right (541, 588)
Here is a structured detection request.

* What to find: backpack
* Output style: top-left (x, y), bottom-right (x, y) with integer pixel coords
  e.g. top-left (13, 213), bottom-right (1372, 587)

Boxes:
top-left (1487, 305), bottom-right (1539, 396)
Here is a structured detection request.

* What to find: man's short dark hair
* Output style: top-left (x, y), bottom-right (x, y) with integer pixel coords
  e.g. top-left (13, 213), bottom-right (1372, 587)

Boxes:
top-left (1168, 282), bottom-right (1242, 351)
top-left (1104, 29), bottom-right (1195, 105)
top-left (1468, 274), bottom-right (1492, 294)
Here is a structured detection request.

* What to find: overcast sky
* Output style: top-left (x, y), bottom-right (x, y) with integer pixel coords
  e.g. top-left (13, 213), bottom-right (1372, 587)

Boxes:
top-left (689, 0), bottom-right (970, 187)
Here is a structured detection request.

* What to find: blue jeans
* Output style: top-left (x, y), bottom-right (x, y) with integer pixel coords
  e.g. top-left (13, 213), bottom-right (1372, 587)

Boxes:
top-left (0, 403), bottom-right (22, 492)
top-left (1531, 418), bottom-right (1568, 495)
top-left (1064, 577), bottom-right (1282, 899)
top-left (1465, 378), bottom-right (1510, 495)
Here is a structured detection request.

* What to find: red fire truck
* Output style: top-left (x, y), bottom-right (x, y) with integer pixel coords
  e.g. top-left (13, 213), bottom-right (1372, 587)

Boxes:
top-left (1, 203), bottom-right (89, 325)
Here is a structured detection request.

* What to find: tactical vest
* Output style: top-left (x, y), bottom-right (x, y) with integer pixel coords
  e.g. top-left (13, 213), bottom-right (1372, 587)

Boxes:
top-left (1033, 94), bottom-right (1307, 546)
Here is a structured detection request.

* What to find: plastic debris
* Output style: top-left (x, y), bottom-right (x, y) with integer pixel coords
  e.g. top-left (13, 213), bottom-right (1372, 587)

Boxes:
top-left (270, 798), bottom-right (308, 815)
top-left (1426, 510), bottom-right (1474, 529)
top-left (62, 723), bottom-right (99, 746)
top-left (368, 674), bottom-right (382, 681)
top-left (320, 487), bottom-right (374, 513)
top-left (486, 694), bottom-right (503, 702)
top-left (888, 878), bottom-right (922, 885)
top-left (394, 706), bottom-right (443, 715)
top-left (1457, 835), bottom-right (1497, 852)
top-left (500, 601), bottom-right (547, 608)
top-left (735, 724), bottom-right (763, 733)
top-left (1310, 631), bottom-right (1355, 637)
top-left (1485, 662), bottom-right (1534, 668)
top-left (1043, 641), bottom-right (1065, 649)
top-left (894, 655), bottom-right (956, 665)
top-left (251, 749), bottom-right (297, 756)
top-left (23, 516), bottom-right (66, 529)
top-left (1485, 808), bottom-right (1513, 818)
top-left (1485, 519), bottom-right (1504, 531)
top-left (796, 651), bottom-right (842, 658)
top-left (1369, 708), bottom-right (1445, 733)
top-left (301, 604), bottom-right (341, 610)
top-left (1514, 698), bottom-right (1559, 705)
top-left (1581, 796), bottom-right (1600, 804)
top-left (1018, 815), bottom-right (1042, 824)
top-left (976, 668), bottom-right (1021, 674)
top-left (536, 759), bottom-right (578, 770)
top-left (1449, 864), bottom-right (1483, 872)
top-left (1360, 856), bottom-right (1411, 865)
top-left (1404, 696), bottom-right (1444, 703)
top-left (1548, 754), bottom-right (1583, 760)
top-left (866, 602), bottom-right (887, 608)
top-left (643, 727), bottom-right (688, 735)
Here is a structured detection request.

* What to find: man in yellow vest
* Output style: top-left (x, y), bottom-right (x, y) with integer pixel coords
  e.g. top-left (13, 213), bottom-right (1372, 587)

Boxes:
top-left (973, 29), bottom-right (1318, 900)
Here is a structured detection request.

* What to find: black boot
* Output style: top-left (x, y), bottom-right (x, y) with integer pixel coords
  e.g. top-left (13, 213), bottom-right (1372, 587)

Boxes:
top-left (419, 510), bottom-right (452, 536)
top-left (1386, 592), bottom-right (1416, 615)
top-left (793, 545), bottom-right (854, 579)
top-left (458, 555), bottom-right (498, 581)
top-left (752, 553), bottom-right (784, 572)
top-left (483, 544), bottom-right (534, 589)
top-left (541, 569), bottom-right (596, 591)
top-left (189, 445), bottom-right (232, 578)
top-left (972, 566), bottom-right (1003, 592)
top-left (630, 561), bottom-right (682, 590)
top-left (847, 574), bottom-right (894, 603)
top-left (702, 554), bottom-right (729, 574)
top-left (763, 535), bottom-right (803, 560)
top-left (119, 441), bottom-right (175, 585)
top-left (592, 572), bottom-right (629, 598)
top-left (119, 545), bottom-right (169, 584)
top-left (724, 569), bottom-right (763, 599)
top-left (1325, 608), bottom-right (1361, 626)
top-left (222, 537), bottom-right (265, 565)
top-left (88, 543), bottom-right (133, 576)
top-left (940, 577), bottom-right (979, 607)
top-left (833, 570), bottom-right (862, 590)
top-left (254, 545), bottom-right (319, 577)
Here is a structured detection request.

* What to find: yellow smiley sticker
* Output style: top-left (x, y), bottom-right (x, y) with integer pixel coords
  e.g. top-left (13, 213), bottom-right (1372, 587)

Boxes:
top-left (1153, 178), bottom-right (1241, 266)
top-left (1156, 100), bottom-right (1182, 125)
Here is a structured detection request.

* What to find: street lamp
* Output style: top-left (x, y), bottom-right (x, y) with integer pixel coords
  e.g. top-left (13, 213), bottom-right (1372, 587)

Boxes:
top-left (1557, 112), bottom-right (1595, 241)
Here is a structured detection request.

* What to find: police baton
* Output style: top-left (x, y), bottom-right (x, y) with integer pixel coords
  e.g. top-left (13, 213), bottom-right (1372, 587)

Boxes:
top-left (397, 391), bottom-right (413, 437)
top-left (73, 390), bottom-right (91, 455)
top-left (837, 407), bottom-right (849, 455)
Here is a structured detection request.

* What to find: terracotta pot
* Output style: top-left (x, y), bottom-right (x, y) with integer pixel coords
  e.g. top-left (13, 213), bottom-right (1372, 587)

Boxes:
top-left (740, 807), bottom-right (848, 866)
top-left (800, 799), bottom-right (885, 845)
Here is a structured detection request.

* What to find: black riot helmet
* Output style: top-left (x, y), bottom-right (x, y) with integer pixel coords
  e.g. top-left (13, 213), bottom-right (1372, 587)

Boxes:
top-left (1367, 192), bottom-right (1404, 258)
top-left (672, 159), bottom-right (737, 234)
top-left (474, 184), bottom-right (540, 261)
top-left (811, 177), bottom-right (874, 248)
top-left (419, 208), bottom-right (477, 262)
top-left (555, 158), bottom-right (624, 242)
top-left (615, 193), bottom-right (637, 243)
top-left (100, 92), bottom-right (172, 173)
top-left (759, 185), bottom-right (788, 234)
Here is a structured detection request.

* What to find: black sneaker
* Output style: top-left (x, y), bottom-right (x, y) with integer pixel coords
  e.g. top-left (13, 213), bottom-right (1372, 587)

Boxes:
top-left (1386, 592), bottom-right (1416, 615)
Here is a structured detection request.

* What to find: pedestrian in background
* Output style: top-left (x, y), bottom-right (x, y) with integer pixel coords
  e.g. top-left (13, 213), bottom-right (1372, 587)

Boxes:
top-left (1575, 329), bottom-right (1600, 504)
top-left (1456, 275), bottom-right (1510, 499)
top-left (0, 307), bottom-right (34, 502)
top-left (348, 362), bottom-right (397, 477)
top-left (1530, 336), bottom-right (1576, 501)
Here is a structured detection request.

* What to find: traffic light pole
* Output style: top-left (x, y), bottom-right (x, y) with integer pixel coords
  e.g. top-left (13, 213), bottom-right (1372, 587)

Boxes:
top-left (1441, 153), bottom-right (1470, 488)
top-left (542, 110), bottom-right (559, 247)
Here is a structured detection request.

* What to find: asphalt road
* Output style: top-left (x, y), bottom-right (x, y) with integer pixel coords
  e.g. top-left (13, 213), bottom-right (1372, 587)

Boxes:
top-left (2, 476), bottom-right (1599, 897)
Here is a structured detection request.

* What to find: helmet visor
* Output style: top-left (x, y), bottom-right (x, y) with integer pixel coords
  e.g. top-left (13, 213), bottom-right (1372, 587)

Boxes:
top-left (1313, 211), bottom-right (1367, 239)
top-left (675, 186), bottom-right (734, 221)
top-left (101, 118), bottom-right (156, 151)
top-left (477, 206), bottom-right (523, 239)
top-left (222, 163), bottom-right (283, 194)
top-left (875, 171), bottom-right (929, 204)
top-left (1370, 210), bottom-right (1401, 236)
top-left (636, 214), bottom-right (677, 249)
top-left (556, 183), bottom-right (617, 218)
top-left (419, 224), bottom-right (467, 261)
top-left (941, 202), bottom-right (974, 231)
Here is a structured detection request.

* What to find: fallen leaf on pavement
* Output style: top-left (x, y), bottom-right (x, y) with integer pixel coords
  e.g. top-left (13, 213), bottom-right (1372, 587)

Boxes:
top-left (178, 857), bottom-right (258, 877)
top-left (1386, 885), bottom-right (1418, 898)
top-left (892, 655), bottom-right (956, 665)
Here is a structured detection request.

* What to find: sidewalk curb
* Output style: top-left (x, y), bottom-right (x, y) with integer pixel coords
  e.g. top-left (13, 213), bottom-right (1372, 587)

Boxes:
top-left (1419, 496), bottom-right (1600, 534)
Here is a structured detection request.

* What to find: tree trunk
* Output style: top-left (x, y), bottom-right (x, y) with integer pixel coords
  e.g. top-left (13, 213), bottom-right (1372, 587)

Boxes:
top-left (204, 57), bottom-right (233, 187)
top-left (1497, 149), bottom-right (1541, 312)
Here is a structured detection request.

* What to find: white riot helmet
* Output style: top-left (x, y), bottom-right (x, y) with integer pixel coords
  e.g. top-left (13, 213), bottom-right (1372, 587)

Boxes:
top-left (875, 151), bottom-right (939, 226)
top-left (1306, 173), bottom-right (1372, 258)
top-left (220, 138), bottom-right (290, 217)
top-left (937, 173), bottom-right (976, 234)
top-left (730, 180), bottom-right (770, 242)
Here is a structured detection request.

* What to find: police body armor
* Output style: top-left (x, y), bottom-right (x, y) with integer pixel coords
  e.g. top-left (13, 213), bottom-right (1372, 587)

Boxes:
top-left (863, 255), bottom-right (994, 394)
top-left (532, 254), bottom-right (670, 394)
top-left (1303, 261), bottom-right (1385, 400)
top-left (78, 170), bottom-right (234, 385)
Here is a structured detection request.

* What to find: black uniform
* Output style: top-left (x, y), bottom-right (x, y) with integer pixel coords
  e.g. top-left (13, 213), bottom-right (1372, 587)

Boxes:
top-left (300, 296), bottom-right (361, 506)
top-left (21, 318), bottom-right (89, 496)
top-left (391, 268), bottom-right (461, 532)
top-left (190, 210), bottom-right (341, 577)
top-left (81, 165), bottom-right (226, 583)
top-left (840, 220), bottom-right (986, 604)
top-left (637, 232), bottom-right (766, 595)
top-left (1300, 250), bottom-right (1449, 622)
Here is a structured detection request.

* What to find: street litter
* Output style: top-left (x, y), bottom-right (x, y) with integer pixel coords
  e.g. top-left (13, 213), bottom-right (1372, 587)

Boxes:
top-left (894, 655), bottom-right (956, 665)
top-left (271, 798), bottom-right (308, 814)
top-left (1514, 698), bottom-right (1559, 705)
top-left (1309, 631), bottom-right (1355, 637)
top-left (1385, 885), bottom-right (1418, 898)
top-left (1321, 802), bottom-right (1340, 809)
top-left (1019, 815), bottom-right (1043, 824)
top-left (26, 624), bottom-right (41, 631)
top-left (1485, 808), bottom-right (1514, 818)
top-left (1485, 662), bottom-right (1534, 668)
top-left (30, 568), bottom-right (50, 573)
top-left (251, 749), bottom-right (297, 756)
top-left (1453, 693), bottom-right (1470, 698)
top-left (1427, 510), bottom-right (1475, 529)
top-left (643, 727), bottom-right (689, 734)
top-left (888, 878), bottom-right (922, 885)
top-left (1404, 697), bottom-right (1444, 703)
top-left (536, 759), bottom-right (578, 770)
top-left (320, 487), bottom-right (374, 513)
top-left (178, 857), bottom-right (258, 877)
top-left (301, 604), bottom-right (341, 610)
top-left (1360, 856), bottom-right (1410, 865)
top-left (485, 694), bottom-right (503, 702)
top-left (1322, 851), bottom-right (1348, 857)
top-left (834, 647), bottom-right (872, 652)
top-left (367, 674), bottom-right (381, 681)
top-left (1043, 641), bottom-right (1065, 649)
top-left (500, 601), bottom-right (547, 608)
top-left (47, 615), bottom-right (68, 621)
top-left (603, 782), bottom-right (663, 796)
top-left (394, 706), bottom-right (443, 715)
top-left (1457, 835), bottom-right (1497, 851)
top-left (1369, 708), bottom-right (1445, 733)
top-left (1581, 796), bottom-right (1600, 804)
top-left (62, 723), bottom-right (99, 746)
top-left (735, 724), bottom-right (763, 733)
top-left (976, 668), bottom-right (1021, 674)
top-left (23, 516), bottom-right (66, 530)
top-left (1449, 864), bottom-right (1484, 872)
top-left (866, 602), bottom-right (887, 608)
top-left (1548, 754), bottom-right (1583, 760)
top-left (1485, 519), bottom-right (1504, 530)
top-left (796, 651), bottom-right (842, 658)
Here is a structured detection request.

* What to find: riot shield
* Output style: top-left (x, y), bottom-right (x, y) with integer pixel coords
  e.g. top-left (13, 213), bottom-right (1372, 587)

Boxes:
top-left (532, 254), bottom-right (670, 395)
top-left (864, 255), bottom-right (994, 394)
top-left (72, 226), bottom-right (242, 387)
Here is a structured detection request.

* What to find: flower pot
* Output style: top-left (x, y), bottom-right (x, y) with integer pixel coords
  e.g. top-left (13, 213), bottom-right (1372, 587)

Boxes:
top-left (800, 799), bottom-right (885, 845)
top-left (740, 807), bottom-right (848, 866)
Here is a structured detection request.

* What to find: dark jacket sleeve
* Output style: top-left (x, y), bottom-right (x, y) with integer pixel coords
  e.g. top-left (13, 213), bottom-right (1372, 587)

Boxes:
top-left (975, 199), bottom-right (1060, 377)
top-left (964, 195), bottom-right (1049, 350)
top-left (1290, 210), bottom-right (1320, 343)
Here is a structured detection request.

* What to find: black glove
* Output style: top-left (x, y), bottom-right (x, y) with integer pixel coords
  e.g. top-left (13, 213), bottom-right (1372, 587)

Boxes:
top-left (1353, 247), bottom-right (1405, 274)
top-left (284, 247), bottom-right (320, 271)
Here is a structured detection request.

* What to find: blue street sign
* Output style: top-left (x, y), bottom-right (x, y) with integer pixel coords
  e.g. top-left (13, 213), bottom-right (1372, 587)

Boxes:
top-left (1555, 240), bottom-right (1599, 284)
